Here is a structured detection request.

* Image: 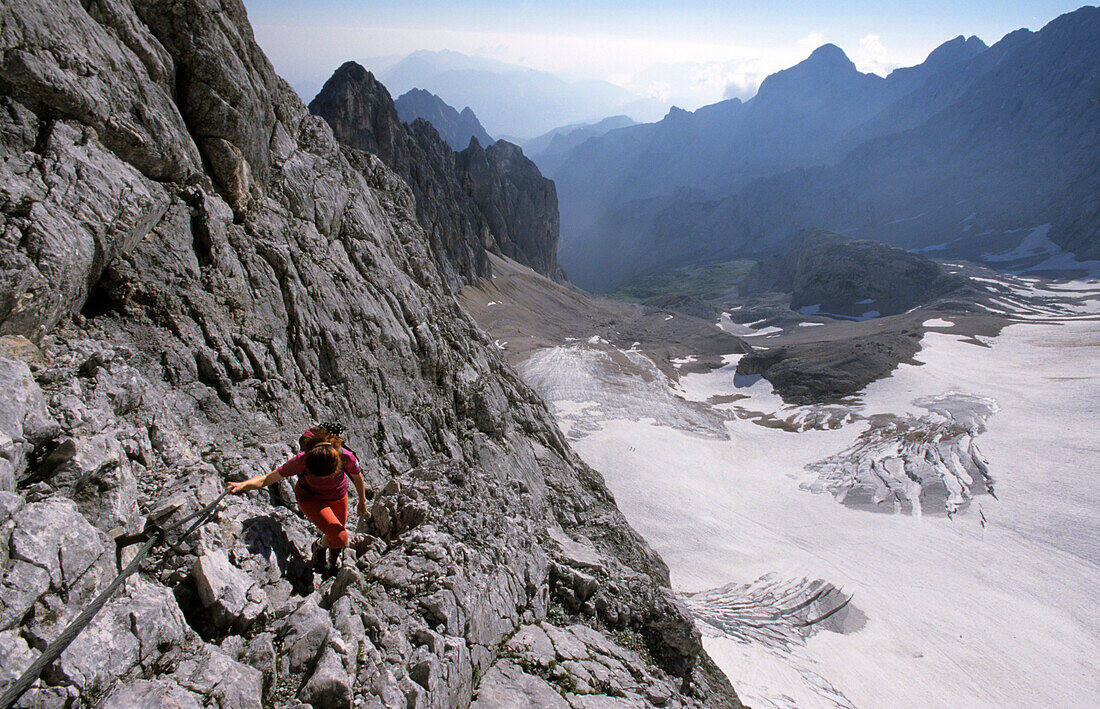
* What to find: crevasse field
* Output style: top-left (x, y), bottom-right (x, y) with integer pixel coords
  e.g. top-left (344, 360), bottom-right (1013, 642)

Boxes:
top-left (520, 281), bottom-right (1100, 708)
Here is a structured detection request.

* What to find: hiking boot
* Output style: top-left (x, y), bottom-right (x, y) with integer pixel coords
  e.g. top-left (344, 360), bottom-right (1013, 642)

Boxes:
top-left (325, 547), bottom-right (345, 578)
top-left (311, 539), bottom-right (327, 575)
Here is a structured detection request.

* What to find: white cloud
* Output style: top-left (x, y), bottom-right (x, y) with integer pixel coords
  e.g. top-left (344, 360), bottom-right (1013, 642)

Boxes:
top-left (797, 32), bottom-right (826, 51)
top-left (854, 33), bottom-right (891, 75)
top-left (646, 81), bottom-right (671, 102)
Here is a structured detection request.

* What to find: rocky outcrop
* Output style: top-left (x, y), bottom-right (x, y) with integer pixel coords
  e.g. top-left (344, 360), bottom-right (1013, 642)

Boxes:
top-left (306, 62), bottom-right (489, 288)
top-left (459, 140), bottom-right (566, 281)
top-left (736, 330), bottom-right (924, 405)
top-left (741, 228), bottom-right (969, 317)
top-left (394, 88), bottom-right (493, 151)
top-left (309, 62), bottom-right (565, 286)
top-left (0, 1), bottom-right (737, 708)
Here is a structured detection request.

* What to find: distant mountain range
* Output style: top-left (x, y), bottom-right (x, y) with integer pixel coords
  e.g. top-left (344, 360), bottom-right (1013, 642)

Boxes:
top-left (394, 88), bottom-right (493, 150)
top-left (369, 50), bottom-right (666, 139)
top-left (550, 6), bottom-right (1100, 291)
top-left (521, 115), bottom-right (637, 175)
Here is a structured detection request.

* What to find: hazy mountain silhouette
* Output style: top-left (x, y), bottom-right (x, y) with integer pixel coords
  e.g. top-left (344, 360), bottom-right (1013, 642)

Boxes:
top-left (522, 115), bottom-right (638, 174)
top-left (553, 7), bottom-right (1098, 291)
top-left (394, 88), bottom-right (494, 150)
top-left (373, 50), bottom-right (664, 138)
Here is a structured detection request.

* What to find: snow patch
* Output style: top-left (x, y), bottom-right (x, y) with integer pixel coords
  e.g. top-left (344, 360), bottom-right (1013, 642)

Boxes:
top-left (743, 326), bottom-right (783, 337)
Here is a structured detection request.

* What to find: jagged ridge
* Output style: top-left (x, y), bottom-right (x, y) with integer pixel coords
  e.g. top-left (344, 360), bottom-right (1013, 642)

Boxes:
top-left (309, 62), bottom-right (566, 286)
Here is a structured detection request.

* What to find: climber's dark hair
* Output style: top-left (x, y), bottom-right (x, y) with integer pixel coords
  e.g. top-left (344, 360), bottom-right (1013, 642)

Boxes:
top-left (301, 428), bottom-right (344, 478)
top-left (298, 422), bottom-right (346, 453)
top-left (300, 428), bottom-right (344, 454)
top-left (304, 442), bottom-right (343, 477)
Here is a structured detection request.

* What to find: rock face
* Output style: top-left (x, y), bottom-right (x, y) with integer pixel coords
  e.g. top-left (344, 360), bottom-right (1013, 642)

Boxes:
top-left (735, 330), bottom-right (924, 405)
top-left (309, 62), bottom-right (565, 286)
top-left (459, 140), bottom-right (565, 282)
top-left (741, 229), bottom-right (969, 318)
top-left (0, 1), bottom-right (738, 708)
top-left (394, 88), bottom-right (493, 151)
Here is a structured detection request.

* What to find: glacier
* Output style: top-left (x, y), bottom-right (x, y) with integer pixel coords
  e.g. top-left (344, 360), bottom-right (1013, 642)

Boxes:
top-left (518, 275), bottom-right (1100, 708)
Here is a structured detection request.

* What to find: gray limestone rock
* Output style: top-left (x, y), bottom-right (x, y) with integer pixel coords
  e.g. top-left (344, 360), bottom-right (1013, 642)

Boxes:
top-left (171, 645), bottom-right (263, 709)
top-left (54, 601), bottom-right (142, 696)
top-left (0, 559), bottom-right (49, 631)
top-left (125, 579), bottom-right (197, 672)
top-left (0, 628), bottom-right (37, 691)
top-left (100, 679), bottom-right (204, 709)
top-left (504, 624), bottom-right (555, 668)
top-left (8, 497), bottom-right (109, 590)
top-left (192, 549), bottom-right (268, 632)
top-left (0, 114), bottom-right (172, 338)
top-left (0, 357), bottom-right (58, 491)
top-left (299, 644), bottom-right (352, 709)
top-left (244, 632), bottom-right (277, 692)
top-left (35, 433), bottom-right (138, 529)
top-left (279, 598), bottom-right (332, 675)
top-left (0, 0), bottom-right (742, 706)
top-left (471, 660), bottom-right (570, 709)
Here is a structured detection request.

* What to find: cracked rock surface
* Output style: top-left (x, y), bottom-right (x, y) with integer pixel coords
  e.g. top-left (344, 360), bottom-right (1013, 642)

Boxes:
top-left (0, 1), bottom-right (740, 707)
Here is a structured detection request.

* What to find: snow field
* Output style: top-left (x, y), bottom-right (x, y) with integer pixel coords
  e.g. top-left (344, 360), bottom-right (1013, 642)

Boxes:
top-left (523, 296), bottom-right (1100, 708)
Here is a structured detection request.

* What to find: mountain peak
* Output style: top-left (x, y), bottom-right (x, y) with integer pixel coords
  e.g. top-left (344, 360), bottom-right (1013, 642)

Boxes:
top-left (754, 43), bottom-right (863, 104)
top-left (806, 43), bottom-right (855, 70)
top-left (924, 34), bottom-right (988, 68)
top-left (332, 60), bottom-right (372, 84)
top-left (393, 88), bottom-right (493, 150)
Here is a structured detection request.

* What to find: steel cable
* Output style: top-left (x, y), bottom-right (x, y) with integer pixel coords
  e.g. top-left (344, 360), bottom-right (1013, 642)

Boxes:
top-left (0, 488), bottom-right (232, 709)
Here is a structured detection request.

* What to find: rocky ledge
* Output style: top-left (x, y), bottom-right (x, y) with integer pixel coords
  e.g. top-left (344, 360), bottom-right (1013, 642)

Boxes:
top-left (0, 0), bottom-right (739, 707)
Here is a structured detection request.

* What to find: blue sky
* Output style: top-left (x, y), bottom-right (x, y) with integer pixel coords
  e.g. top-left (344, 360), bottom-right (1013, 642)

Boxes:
top-left (243, 1), bottom-right (1093, 106)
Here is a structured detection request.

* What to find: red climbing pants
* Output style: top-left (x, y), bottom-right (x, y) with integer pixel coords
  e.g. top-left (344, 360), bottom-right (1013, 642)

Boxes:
top-left (297, 495), bottom-right (348, 548)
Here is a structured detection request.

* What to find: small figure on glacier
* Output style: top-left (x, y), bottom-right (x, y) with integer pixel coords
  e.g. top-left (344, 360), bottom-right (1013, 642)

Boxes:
top-left (227, 423), bottom-right (368, 577)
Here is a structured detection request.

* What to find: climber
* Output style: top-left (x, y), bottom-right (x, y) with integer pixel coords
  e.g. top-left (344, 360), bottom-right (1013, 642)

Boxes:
top-left (227, 424), bottom-right (367, 576)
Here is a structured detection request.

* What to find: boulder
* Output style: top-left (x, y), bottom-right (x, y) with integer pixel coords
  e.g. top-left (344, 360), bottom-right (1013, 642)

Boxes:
top-left (470, 660), bottom-right (570, 709)
top-left (278, 598), bottom-right (332, 675)
top-left (191, 550), bottom-right (268, 632)
top-left (100, 679), bottom-right (204, 709)
top-left (8, 497), bottom-right (109, 590)
top-left (171, 645), bottom-right (263, 709)
top-left (299, 644), bottom-right (352, 709)
top-left (0, 357), bottom-right (58, 490)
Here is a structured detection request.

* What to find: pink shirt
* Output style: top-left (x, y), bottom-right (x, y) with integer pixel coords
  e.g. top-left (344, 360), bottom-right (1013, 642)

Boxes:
top-left (277, 448), bottom-right (360, 502)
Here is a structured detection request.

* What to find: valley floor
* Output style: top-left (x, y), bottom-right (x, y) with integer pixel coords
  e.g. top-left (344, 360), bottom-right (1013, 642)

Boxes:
top-left (463, 262), bottom-right (1100, 708)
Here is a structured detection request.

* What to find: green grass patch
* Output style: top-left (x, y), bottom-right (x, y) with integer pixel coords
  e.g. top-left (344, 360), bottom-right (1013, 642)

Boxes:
top-left (606, 259), bottom-right (756, 303)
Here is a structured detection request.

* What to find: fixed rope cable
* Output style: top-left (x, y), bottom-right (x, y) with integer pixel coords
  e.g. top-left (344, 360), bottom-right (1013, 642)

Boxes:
top-left (0, 488), bottom-right (232, 709)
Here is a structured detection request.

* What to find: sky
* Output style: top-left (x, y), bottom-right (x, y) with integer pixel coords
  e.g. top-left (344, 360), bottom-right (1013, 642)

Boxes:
top-left (243, 1), bottom-right (1092, 109)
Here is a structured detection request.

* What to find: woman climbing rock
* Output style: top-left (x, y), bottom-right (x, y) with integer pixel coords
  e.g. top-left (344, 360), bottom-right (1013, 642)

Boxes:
top-left (227, 424), bottom-right (368, 576)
